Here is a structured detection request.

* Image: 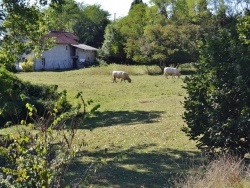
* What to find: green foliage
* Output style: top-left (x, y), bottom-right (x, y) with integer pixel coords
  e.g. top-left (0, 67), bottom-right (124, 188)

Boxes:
top-left (0, 68), bottom-right (72, 127)
top-left (0, 66), bottom-right (18, 103)
top-left (99, 24), bottom-right (126, 62)
top-left (0, 0), bottom-right (60, 70)
top-left (45, 0), bottom-right (80, 32)
top-left (0, 92), bottom-right (90, 187)
top-left (72, 4), bottom-right (110, 48)
top-left (20, 61), bottom-right (33, 72)
top-left (237, 11), bottom-right (250, 45)
top-left (121, 3), bottom-right (149, 61)
top-left (135, 24), bottom-right (201, 67)
top-left (183, 17), bottom-right (250, 156)
top-left (20, 56), bottom-right (35, 72)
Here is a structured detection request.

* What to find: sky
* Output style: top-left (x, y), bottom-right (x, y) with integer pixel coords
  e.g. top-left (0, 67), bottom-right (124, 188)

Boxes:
top-left (76, 0), bottom-right (151, 19)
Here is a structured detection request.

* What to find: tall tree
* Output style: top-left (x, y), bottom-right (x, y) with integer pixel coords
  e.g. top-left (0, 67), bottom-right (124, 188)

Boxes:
top-left (99, 24), bottom-right (126, 62)
top-left (171, 0), bottom-right (191, 24)
top-left (130, 0), bottom-right (144, 10)
top-left (116, 3), bottom-right (149, 62)
top-left (134, 24), bottom-right (200, 69)
top-left (72, 5), bottom-right (110, 48)
top-left (45, 0), bottom-right (80, 32)
top-left (150, 0), bottom-right (175, 18)
top-left (0, 0), bottom-right (61, 70)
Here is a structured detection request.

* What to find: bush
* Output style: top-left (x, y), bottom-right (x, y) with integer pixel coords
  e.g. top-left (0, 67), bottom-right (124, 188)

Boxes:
top-left (0, 67), bottom-right (72, 127)
top-left (0, 90), bottom-right (100, 187)
top-left (144, 66), bottom-right (162, 75)
top-left (179, 63), bottom-right (196, 75)
top-left (19, 55), bottom-right (35, 72)
top-left (0, 95), bottom-right (86, 187)
top-left (183, 20), bottom-right (250, 156)
top-left (20, 61), bottom-right (33, 72)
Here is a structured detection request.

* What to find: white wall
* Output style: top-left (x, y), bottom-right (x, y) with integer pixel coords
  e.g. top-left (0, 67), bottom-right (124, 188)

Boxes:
top-left (34, 44), bottom-right (73, 71)
top-left (34, 44), bottom-right (97, 70)
top-left (76, 50), bottom-right (96, 62)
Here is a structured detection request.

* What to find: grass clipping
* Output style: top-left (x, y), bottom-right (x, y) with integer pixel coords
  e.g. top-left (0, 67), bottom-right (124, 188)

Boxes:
top-left (176, 155), bottom-right (250, 188)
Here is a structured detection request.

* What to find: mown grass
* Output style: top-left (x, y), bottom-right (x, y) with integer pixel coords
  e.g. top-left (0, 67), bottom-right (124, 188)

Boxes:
top-left (11, 65), bottom-right (202, 187)
top-left (8, 65), bottom-right (250, 187)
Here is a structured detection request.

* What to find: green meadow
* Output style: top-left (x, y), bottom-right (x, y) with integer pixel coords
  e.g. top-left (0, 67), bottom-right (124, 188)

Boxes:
top-left (14, 65), bottom-right (201, 187)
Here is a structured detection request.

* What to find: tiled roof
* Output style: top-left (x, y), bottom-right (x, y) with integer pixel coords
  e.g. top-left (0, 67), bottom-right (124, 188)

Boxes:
top-left (44, 31), bottom-right (79, 44)
top-left (71, 44), bottom-right (98, 51)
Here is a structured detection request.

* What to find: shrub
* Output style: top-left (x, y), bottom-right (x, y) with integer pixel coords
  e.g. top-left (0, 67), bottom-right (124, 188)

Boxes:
top-left (0, 92), bottom-right (99, 187)
top-left (0, 68), bottom-right (72, 127)
top-left (179, 63), bottom-right (196, 75)
top-left (183, 19), bottom-right (250, 156)
top-left (20, 55), bottom-right (35, 72)
top-left (20, 61), bottom-right (33, 72)
top-left (144, 66), bottom-right (162, 75)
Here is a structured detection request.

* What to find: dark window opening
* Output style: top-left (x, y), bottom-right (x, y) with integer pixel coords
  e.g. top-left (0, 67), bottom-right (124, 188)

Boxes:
top-left (42, 58), bottom-right (45, 66)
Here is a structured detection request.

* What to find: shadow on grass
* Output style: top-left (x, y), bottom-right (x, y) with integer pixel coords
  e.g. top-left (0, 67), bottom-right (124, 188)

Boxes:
top-left (65, 145), bottom-right (204, 188)
top-left (83, 110), bottom-right (164, 129)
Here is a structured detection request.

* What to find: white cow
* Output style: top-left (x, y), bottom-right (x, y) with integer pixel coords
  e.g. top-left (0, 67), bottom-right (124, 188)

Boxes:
top-left (163, 67), bottom-right (181, 78)
top-left (112, 71), bottom-right (132, 83)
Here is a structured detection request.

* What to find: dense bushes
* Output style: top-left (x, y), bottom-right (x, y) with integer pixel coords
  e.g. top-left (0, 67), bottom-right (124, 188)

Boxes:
top-left (0, 93), bottom-right (87, 187)
top-left (0, 66), bottom-right (71, 127)
top-left (183, 16), bottom-right (250, 156)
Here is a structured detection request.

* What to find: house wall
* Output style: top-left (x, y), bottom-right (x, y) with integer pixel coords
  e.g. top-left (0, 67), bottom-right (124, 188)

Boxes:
top-left (34, 44), bottom-right (73, 71)
top-left (76, 49), bottom-right (97, 68)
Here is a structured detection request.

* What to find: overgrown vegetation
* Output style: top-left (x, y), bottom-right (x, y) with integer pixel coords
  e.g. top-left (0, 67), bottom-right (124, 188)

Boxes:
top-left (175, 155), bottom-right (250, 188)
top-left (0, 66), bottom-right (72, 127)
top-left (0, 91), bottom-right (95, 187)
top-left (15, 67), bottom-right (196, 187)
top-left (1, 0), bottom-right (250, 187)
top-left (20, 56), bottom-right (34, 72)
top-left (3, 64), bottom-right (250, 187)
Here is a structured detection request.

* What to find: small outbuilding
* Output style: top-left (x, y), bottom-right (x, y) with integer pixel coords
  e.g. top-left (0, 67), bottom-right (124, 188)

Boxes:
top-left (34, 31), bottom-right (98, 71)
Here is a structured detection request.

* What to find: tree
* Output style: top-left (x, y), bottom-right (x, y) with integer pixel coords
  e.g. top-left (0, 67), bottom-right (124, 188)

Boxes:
top-left (45, 0), bottom-right (80, 32)
top-left (72, 5), bottom-right (110, 48)
top-left (99, 24), bottom-right (126, 62)
top-left (116, 3), bottom-right (149, 63)
top-left (182, 12), bottom-right (250, 157)
top-left (171, 0), bottom-right (191, 24)
top-left (238, 9), bottom-right (250, 44)
top-left (133, 24), bottom-right (201, 69)
top-left (130, 0), bottom-right (144, 10)
top-left (0, 0), bottom-right (62, 71)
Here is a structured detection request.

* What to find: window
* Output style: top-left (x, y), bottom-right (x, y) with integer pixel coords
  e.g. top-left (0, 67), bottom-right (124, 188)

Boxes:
top-left (42, 58), bottom-right (45, 66)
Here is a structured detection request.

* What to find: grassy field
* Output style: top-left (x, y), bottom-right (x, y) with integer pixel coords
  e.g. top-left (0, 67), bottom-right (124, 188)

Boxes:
top-left (14, 65), bottom-right (202, 187)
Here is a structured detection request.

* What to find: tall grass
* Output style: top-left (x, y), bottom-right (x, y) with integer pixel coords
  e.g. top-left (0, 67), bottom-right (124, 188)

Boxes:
top-left (176, 155), bottom-right (250, 188)
top-left (82, 64), bottom-right (167, 76)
